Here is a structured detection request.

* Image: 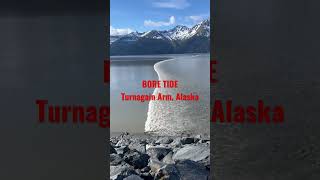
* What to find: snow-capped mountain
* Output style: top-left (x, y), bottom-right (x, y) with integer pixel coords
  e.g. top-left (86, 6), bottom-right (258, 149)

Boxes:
top-left (110, 19), bottom-right (210, 55)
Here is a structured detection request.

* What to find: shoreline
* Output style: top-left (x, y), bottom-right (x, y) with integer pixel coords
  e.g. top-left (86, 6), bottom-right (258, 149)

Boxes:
top-left (110, 132), bottom-right (210, 179)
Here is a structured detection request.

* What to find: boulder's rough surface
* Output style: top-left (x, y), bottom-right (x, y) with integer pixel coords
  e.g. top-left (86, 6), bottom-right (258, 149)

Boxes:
top-left (173, 144), bottom-right (210, 162)
top-left (176, 160), bottom-right (209, 180)
top-left (109, 134), bottom-right (210, 179)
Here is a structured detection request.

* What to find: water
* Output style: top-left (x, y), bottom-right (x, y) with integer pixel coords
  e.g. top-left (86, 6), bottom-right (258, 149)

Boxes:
top-left (110, 54), bottom-right (209, 134)
top-left (146, 54), bottom-right (210, 136)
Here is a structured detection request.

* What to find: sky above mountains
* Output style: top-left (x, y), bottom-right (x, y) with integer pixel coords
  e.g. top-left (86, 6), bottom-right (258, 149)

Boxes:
top-left (111, 0), bottom-right (209, 36)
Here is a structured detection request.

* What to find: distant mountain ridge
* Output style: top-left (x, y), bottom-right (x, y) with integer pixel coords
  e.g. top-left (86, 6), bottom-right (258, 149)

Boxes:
top-left (110, 19), bottom-right (210, 55)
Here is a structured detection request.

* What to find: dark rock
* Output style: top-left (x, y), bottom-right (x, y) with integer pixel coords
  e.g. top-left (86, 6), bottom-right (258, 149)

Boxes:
top-left (155, 164), bottom-right (181, 180)
top-left (124, 151), bottom-right (149, 169)
top-left (140, 172), bottom-right (153, 180)
top-left (199, 156), bottom-right (210, 170)
top-left (199, 139), bottom-right (210, 143)
top-left (110, 144), bottom-right (117, 154)
top-left (147, 147), bottom-right (171, 160)
top-left (175, 160), bottom-right (209, 180)
top-left (110, 163), bottom-right (136, 180)
top-left (110, 154), bottom-right (123, 166)
top-left (173, 144), bottom-right (210, 162)
top-left (180, 137), bottom-right (194, 145)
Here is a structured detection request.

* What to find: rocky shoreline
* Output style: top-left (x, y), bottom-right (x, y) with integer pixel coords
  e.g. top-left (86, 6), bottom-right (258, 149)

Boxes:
top-left (110, 133), bottom-right (210, 180)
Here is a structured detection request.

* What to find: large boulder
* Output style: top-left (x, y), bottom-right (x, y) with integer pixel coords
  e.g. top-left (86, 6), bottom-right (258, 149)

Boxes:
top-left (123, 151), bottom-right (149, 169)
top-left (110, 163), bottom-right (136, 180)
top-left (173, 144), bottom-right (210, 162)
top-left (175, 160), bottom-right (209, 180)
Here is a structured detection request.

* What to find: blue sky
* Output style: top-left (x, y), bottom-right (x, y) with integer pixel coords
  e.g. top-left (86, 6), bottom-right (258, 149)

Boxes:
top-left (110, 0), bottom-right (210, 36)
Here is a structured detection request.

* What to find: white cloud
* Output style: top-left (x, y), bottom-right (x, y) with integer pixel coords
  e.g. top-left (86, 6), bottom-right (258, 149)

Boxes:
top-left (152, 0), bottom-right (190, 9)
top-left (185, 14), bottom-right (209, 24)
top-left (110, 26), bottom-right (134, 36)
top-left (144, 16), bottom-right (176, 27)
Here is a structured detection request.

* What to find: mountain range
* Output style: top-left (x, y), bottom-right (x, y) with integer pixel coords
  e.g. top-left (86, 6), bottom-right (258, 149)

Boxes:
top-left (110, 19), bottom-right (210, 55)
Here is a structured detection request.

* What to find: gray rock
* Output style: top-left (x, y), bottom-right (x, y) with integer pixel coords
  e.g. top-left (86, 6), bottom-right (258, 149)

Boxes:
top-left (162, 152), bottom-right (175, 164)
top-left (116, 146), bottom-right (130, 155)
top-left (148, 158), bottom-right (166, 172)
top-left (129, 142), bottom-right (146, 154)
top-left (147, 147), bottom-right (171, 160)
top-left (124, 151), bottom-right (149, 169)
top-left (155, 164), bottom-right (180, 180)
top-left (176, 160), bottom-right (209, 180)
top-left (180, 137), bottom-right (194, 145)
top-left (156, 137), bottom-right (174, 144)
top-left (110, 163), bottom-right (136, 180)
top-left (110, 154), bottom-right (123, 166)
top-left (173, 144), bottom-right (210, 162)
top-left (123, 174), bottom-right (143, 180)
